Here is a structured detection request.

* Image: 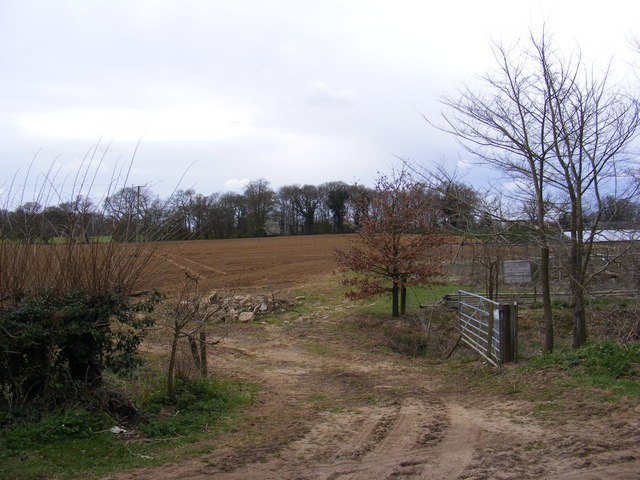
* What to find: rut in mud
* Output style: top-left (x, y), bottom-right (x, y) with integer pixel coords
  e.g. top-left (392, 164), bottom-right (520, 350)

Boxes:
top-left (104, 309), bottom-right (640, 480)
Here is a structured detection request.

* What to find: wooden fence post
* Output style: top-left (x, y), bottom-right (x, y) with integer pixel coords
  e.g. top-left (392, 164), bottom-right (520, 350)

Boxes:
top-left (510, 303), bottom-right (518, 363)
top-left (487, 303), bottom-right (495, 362)
top-left (498, 303), bottom-right (518, 363)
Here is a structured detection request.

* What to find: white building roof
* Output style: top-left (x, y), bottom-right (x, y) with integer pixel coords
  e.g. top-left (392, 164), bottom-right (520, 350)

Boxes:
top-left (563, 229), bottom-right (640, 243)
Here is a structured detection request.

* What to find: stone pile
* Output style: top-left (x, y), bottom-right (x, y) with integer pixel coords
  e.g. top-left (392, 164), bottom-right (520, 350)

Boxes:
top-left (204, 291), bottom-right (294, 323)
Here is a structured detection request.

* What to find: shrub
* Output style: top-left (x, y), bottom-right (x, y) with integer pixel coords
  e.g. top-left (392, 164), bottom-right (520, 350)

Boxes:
top-left (0, 150), bottom-right (167, 424)
top-left (0, 290), bottom-right (161, 411)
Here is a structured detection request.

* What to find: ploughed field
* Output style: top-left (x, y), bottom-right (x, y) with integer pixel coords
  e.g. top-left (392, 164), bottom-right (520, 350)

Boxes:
top-left (147, 234), bottom-right (473, 295)
top-left (148, 235), bottom-right (352, 294)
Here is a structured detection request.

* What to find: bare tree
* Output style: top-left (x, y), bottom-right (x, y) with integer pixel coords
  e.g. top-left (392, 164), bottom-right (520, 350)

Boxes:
top-left (103, 185), bottom-right (160, 241)
top-left (438, 180), bottom-right (478, 230)
top-left (168, 188), bottom-right (197, 238)
top-left (438, 31), bottom-right (557, 352)
top-left (599, 195), bottom-right (639, 226)
top-left (243, 179), bottom-right (275, 237)
top-left (538, 38), bottom-right (640, 347)
top-left (322, 181), bottom-right (351, 233)
top-left (290, 184), bottom-right (322, 235)
top-left (276, 185), bottom-right (300, 235)
top-left (166, 276), bottom-right (222, 401)
top-left (439, 28), bottom-right (640, 349)
top-left (218, 192), bottom-right (247, 237)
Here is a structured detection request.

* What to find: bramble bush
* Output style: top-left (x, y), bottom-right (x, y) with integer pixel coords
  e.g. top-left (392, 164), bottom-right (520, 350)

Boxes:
top-left (0, 289), bottom-right (161, 412)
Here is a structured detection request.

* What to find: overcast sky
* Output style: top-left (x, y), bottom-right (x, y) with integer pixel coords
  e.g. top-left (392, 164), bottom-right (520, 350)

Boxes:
top-left (1, 0), bottom-right (639, 204)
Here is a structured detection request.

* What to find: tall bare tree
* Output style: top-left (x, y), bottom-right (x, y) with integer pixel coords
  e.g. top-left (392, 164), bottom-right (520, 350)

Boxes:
top-left (439, 29), bottom-right (640, 349)
top-left (104, 185), bottom-right (160, 241)
top-left (276, 185), bottom-right (300, 235)
top-left (439, 31), bottom-right (557, 352)
top-left (290, 184), bottom-right (322, 235)
top-left (323, 181), bottom-right (351, 233)
top-left (538, 37), bottom-right (640, 347)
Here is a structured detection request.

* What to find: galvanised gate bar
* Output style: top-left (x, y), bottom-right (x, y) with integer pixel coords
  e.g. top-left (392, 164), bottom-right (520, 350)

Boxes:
top-left (457, 290), bottom-right (518, 366)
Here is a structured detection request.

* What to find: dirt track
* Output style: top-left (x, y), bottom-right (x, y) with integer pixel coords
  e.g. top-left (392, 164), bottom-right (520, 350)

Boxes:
top-left (106, 236), bottom-right (640, 479)
top-left (105, 309), bottom-right (640, 479)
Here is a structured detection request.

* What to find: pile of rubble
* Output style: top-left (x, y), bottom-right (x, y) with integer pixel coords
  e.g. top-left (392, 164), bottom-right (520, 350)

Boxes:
top-left (204, 292), bottom-right (297, 323)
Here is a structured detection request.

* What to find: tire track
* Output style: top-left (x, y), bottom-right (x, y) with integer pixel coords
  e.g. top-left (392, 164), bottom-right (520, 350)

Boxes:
top-left (349, 399), bottom-right (441, 479)
top-left (315, 407), bottom-right (399, 480)
top-left (419, 403), bottom-right (477, 479)
top-left (332, 408), bottom-right (390, 461)
top-left (312, 398), bottom-right (453, 480)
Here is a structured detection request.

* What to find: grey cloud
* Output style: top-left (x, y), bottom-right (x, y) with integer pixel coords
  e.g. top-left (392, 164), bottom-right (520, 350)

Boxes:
top-left (305, 82), bottom-right (355, 108)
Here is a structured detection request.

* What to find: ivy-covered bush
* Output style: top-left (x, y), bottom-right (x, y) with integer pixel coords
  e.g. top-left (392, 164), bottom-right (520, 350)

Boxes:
top-left (0, 290), bottom-right (161, 411)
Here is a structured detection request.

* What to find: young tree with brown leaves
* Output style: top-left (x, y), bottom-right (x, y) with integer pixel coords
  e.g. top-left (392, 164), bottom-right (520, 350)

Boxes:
top-left (335, 170), bottom-right (444, 317)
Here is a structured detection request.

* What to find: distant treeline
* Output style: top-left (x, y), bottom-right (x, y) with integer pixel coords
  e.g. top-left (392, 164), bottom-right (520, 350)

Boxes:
top-left (2, 177), bottom-right (637, 243)
top-left (0, 179), bottom-right (458, 242)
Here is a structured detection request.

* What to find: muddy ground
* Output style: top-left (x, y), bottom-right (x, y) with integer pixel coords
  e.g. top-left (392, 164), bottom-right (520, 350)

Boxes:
top-left (105, 308), bottom-right (640, 479)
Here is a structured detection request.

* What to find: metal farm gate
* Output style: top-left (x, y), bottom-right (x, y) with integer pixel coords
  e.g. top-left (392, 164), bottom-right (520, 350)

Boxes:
top-left (457, 290), bottom-right (518, 366)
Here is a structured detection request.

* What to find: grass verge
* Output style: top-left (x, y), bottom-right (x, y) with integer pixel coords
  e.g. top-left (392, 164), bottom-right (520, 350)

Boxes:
top-left (436, 341), bottom-right (640, 421)
top-left (520, 343), bottom-right (640, 396)
top-left (0, 375), bottom-right (256, 480)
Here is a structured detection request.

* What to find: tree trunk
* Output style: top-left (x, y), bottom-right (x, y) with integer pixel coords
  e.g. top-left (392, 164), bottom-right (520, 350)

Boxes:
top-left (167, 323), bottom-right (180, 402)
top-left (391, 281), bottom-right (400, 317)
top-left (536, 183), bottom-right (553, 353)
top-left (572, 286), bottom-right (587, 348)
top-left (570, 200), bottom-right (587, 348)
top-left (486, 260), bottom-right (499, 302)
top-left (540, 246), bottom-right (554, 353)
top-left (199, 329), bottom-right (207, 376)
top-left (400, 285), bottom-right (407, 315)
top-left (569, 236), bottom-right (587, 348)
top-left (304, 213), bottom-right (315, 235)
top-left (189, 336), bottom-right (201, 372)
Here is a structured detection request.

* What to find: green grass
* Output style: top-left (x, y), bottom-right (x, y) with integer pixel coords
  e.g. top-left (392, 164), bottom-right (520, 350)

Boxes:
top-left (46, 236), bottom-right (113, 244)
top-left (357, 283), bottom-right (472, 317)
top-left (520, 343), bottom-right (640, 397)
top-left (306, 393), bottom-right (333, 412)
top-left (255, 273), bottom-right (349, 325)
top-left (0, 236), bottom-right (113, 244)
top-left (140, 377), bottom-right (256, 438)
top-left (427, 342), bottom-right (640, 424)
top-left (523, 343), bottom-right (640, 378)
top-left (259, 273), bottom-right (471, 326)
top-left (0, 376), bottom-right (256, 480)
top-left (304, 342), bottom-right (333, 356)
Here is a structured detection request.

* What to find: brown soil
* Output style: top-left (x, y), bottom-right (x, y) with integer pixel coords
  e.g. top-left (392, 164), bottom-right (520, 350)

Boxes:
top-left (146, 235), bottom-right (351, 294)
top-left (104, 236), bottom-right (640, 479)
